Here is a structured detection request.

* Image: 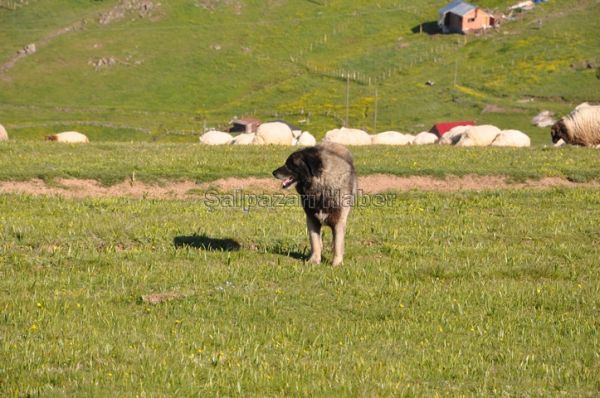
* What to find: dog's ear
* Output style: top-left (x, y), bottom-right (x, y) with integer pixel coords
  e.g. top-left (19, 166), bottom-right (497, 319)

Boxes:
top-left (301, 148), bottom-right (323, 177)
top-left (287, 148), bottom-right (323, 178)
top-left (287, 152), bottom-right (310, 178)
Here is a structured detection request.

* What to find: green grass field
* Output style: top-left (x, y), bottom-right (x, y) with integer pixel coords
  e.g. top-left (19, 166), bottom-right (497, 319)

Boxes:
top-left (1, 142), bottom-right (600, 185)
top-left (2, 0), bottom-right (600, 395)
top-left (1, 0), bottom-right (599, 140)
top-left (1, 188), bottom-right (599, 396)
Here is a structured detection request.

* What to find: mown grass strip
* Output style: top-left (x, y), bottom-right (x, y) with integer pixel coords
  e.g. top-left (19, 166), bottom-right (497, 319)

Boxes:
top-left (1, 142), bottom-right (599, 185)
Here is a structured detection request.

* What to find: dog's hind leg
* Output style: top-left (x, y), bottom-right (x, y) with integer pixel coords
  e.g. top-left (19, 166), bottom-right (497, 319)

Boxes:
top-left (331, 207), bottom-right (351, 266)
top-left (331, 224), bottom-right (345, 266)
top-left (306, 214), bottom-right (322, 264)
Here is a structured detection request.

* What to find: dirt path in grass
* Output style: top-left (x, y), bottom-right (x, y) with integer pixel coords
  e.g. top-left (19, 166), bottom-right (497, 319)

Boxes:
top-left (0, 175), bottom-right (598, 199)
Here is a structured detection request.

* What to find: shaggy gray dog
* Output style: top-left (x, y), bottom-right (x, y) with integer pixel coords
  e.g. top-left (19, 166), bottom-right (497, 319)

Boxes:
top-left (273, 142), bottom-right (357, 266)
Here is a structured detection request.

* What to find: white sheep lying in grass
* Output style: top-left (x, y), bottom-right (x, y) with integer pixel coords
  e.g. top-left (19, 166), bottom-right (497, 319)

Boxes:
top-left (0, 124), bottom-right (8, 141)
top-left (575, 102), bottom-right (592, 111)
top-left (551, 104), bottom-right (600, 147)
top-left (323, 127), bottom-right (371, 146)
top-left (252, 122), bottom-right (294, 145)
top-left (438, 125), bottom-right (470, 145)
top-left (297, 131), bottom-right (317, 146)
top-left (490, 130), bottom-right (531, 147)
top-left (371, 131), bottom-right (413, 145)
top-left (456, 125), bottom-right (501, 147)
top-left (46, 131), bottom-right (89, 143)
top-left (199, 130), bottom-right (233, 145)
top-left (231, 133), bottom-right (255, 145)
top-left (413, 132), bottom-right (438, 145)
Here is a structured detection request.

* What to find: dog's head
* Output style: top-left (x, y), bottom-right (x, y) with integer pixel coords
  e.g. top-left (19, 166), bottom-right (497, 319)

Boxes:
top-left (272, 147), bottom-right (323, 189)
top-left (550, 120), bottom-right (568, 144)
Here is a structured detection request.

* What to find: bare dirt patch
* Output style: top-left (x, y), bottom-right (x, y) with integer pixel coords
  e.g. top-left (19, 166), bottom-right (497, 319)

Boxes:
top-left (0, 178), bottom-right (198, 199)
top-left (141, 291), bottom-right (190, 305)
top-left (1, 175), bottom-right (598, 199)
top-left (201, 177), bottom-right (280, 192)
top-left (481, 104), bottom-right (524, 114)
top-left (358, 174), bottom-right (599, 192)
top-left (99, 0), bottom-right (160, 25)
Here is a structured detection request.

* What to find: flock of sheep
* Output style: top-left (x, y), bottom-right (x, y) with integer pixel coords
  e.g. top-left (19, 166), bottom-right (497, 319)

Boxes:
top-left (198, 103), bottom-right (600, 148)
top-left (0, 103), bottom-right (598, 147)
top-left (200, 123), bottom-right (532, 147)
top-left (199, 123), bottom-right (317, 147)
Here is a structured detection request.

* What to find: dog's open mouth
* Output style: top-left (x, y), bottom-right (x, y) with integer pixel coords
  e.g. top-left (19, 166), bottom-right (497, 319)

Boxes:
top-left (281, 176), bottom-right (296, 189)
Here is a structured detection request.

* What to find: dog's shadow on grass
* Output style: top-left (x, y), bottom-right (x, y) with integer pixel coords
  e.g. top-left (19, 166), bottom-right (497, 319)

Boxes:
top-left (264, 241), bottom-right (308, 261)
top-left (173, 234), bottom-right (241, 252)
top-left (174, 234), bottom-right (308, 260)
top-left (266, 246), bottom-right (307, 261)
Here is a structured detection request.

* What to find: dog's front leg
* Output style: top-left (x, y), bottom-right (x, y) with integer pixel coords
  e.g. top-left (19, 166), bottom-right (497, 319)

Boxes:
top-left (306, 214), bottom-right (322, 264)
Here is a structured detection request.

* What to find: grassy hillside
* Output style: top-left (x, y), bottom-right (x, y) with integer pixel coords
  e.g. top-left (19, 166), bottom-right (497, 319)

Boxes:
top-left (0, 0), bottom-right (599, 142)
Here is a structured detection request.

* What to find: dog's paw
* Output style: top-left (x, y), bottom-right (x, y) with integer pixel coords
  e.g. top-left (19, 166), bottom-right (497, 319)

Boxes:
top-left (307, 255), bottom-right (321, 264)
top-left (332, 257), bottom-right (343, 267)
